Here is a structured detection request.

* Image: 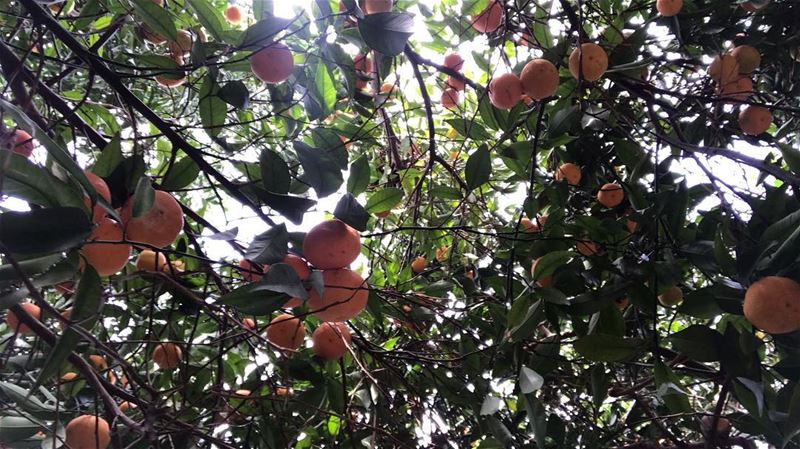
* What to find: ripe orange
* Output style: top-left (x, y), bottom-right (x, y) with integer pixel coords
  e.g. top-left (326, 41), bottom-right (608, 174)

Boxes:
top-left (732, 45), bottom-right (760, 74)
top-left (122, 190), bottom-right (183, 248)
top-left (89, 354), bottom-right (108, 370)
top-left (168, 30), bottom-right (193, 57)
top-left (441, 88), bottom-right (460, 109)
top-left (708, 54), bottom-right (740, 85)
top-left (267, 313), bottom-right (305, 350)
top-left (5, 303), bottom-right (41, 334)
top-left (283, 297), bottom-right (304, 308)
top-left (354, 53), bottom-right (373, 74)
top-left (59, 372), bottom-right (80, 395)
top-left (154, 55), bottom-right (186, 88)
top-left (242, 317), bottom-right (256, 330)
top-left (719, 76), bottom-right (753, 102)
top-left (743, 276), bottom-right (800, 334)
top-left (82, 171), bottom-right (111, 223)
top-left (119, 401), bottom-right (136, 412)
top-left (302, 219), bottom-right (361, 270)
top-left (135, 250), bottom-right (167, 271)
top-left (251, 42), bottom-right (294, 84)
top-left (555, 162), bottom-right (581, 186)
top-left (12, 129), bottom-right (34, 158)
top-left (363, 0), bottom-right (392, 14)
top-left (597, 183), bottom-right (625, 208)
top-left (520, 59), bottom-right (559, 100)
top-left (233, 389), bottom-right (251, 398)
top-left (312, 322), bottom-right (352, 361)
top-left (152, 342), bottom-right (182, 370)
top-left (568, 43), bottom-right (608, 82)
top-left (656, 0), bottom-right (682, 17)
top-left (274, 386), bottom-right (292, 396)
top-left (576, 240), bottom-right (601, 256)
top-left (65, 415), bottom-right (111, 449)
top-left (446, 75), bottom-right (466, 91)
top-left (307, 268), bottom-right (369, 322)
top-left (658, 286), bottom-right (683, 307)
top-left (435, 246), bottom-right (449, 262)
top-left (411, 256), bottom-right (427, 273)
top-left (224, 5), bottom-right (243, 24)
top-left (266, 253), bottom-right (311, 281)
top-left (489, 73), bottom-right (523, 110)
top-left (530, 258), bottom-right (553, 288)
top-left (238, 259), bottom-right (263, 282)
top-left (444, 53), bottom-right (464, 71)
top-left (738, 105), bottom-right (772, 135)
top-left (471, 0), bottom-right (503, 33)
top-left (81, 218), bottom-right (131, 277)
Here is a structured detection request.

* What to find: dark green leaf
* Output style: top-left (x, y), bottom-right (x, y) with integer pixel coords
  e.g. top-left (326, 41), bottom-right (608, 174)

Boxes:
top-left (666, 325), bottom-right (722, 362)
top-left (131, 177), bottom-right (155, 218)
top-left (0, 208), bottom-right (91, 255)
top-left (0, 153), bottom-right (84, 209)
top-left (294, 142), bottom-right (344, 198)
top-left (246, 224), bottom-right (289, 264)
top-left (218, 284), bottom-right (289, 315)
top-left (132, 0), bottom-right (177, 41)
top-left (92, 134), bottom-right (124, 177)
top-left (199, 94), bottom-right (227, 137)
top-left (260, 263), bottom-right (308, 299)
top-left (259, 149), bottom-right (291, 194)
top-left (162, 157), bottom-right (200, 190)
top-left (240, 17), bottom-right (292, 48)
top-left (573, 335), bottom-right (645, 362)
top-left (347, 154), bottom-right (370, 196)
top-left (186, 0), bottom-right (226, 41)
top-left (465, 145), bottom-right (491, 191)
top-left (218, 80), bottom-right (251, 109)
top-left (365, 187), bottom-right (403, 213)
top-left (0, 416), bottom-right (44, 444)
top-left (242, 186), bottom-right (315, 225)
top-left (334, 193), bottom-right (369, 231)
top-left (357, 12), bottom-right (414, 56)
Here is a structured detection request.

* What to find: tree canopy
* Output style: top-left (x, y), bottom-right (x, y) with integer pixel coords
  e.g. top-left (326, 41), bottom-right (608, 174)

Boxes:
top-left (1, 0), bottom-right (800, 448)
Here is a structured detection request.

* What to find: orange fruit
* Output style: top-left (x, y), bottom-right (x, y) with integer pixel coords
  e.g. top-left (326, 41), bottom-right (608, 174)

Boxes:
top-left (555, 162), bottom-right (581, 186)
top-left (59, 372), bottom-right (80, 395)
top-left (5, 303), bottom-right (41, 334)
top-left (242, 318), bottom-right (256, 330)
top-left (81, 218), bottom-right (131, 277)
top-left (520, 59), bottom-right (559, 100)
top-left (224, 5), bottom-right (243, 24)
top-left (56, 282), bottom-right (75, 295)
top-left (732, 45), bottom-right (760, 74)
top-left (251, 42), bottom-right (294, 84)
top-left (444, 53), bottom-right (464, 71)
top-left (489, 73), bottom-right (523, 110)
top-left (354, 53), bottom-right (373, 73)
top-left (568, 43), bottom-right (608, 82)
top-left (266, 313), bottom-right (305, 350)
top-left (441, 88), bottom-right (460, 109)
top-left (597, 183), bottom-right (625, 208)
top-left (446, 75), bottom-right (466, 91)
top-left (719, 76), bottom-right (753, 102)
top-left (656, 0), bottom-right (682, 16)
top-left (530, 258), bottom-right (553, 288)
top-left (65, 415), bottom-right (111, 449)
top-left (82, 171), bottom-right (111, 223)
top-left (302, 219), bottom-right (361, 269)
top-left (307, 268), bottom-right (369, 321)
top-left (708, 54), bottom-right (740, 85)
top-left (154, 55), bottom-right (186, 88)
top-left (233, 389), bottom-right (251, 398)
top-left (743, 276), bottom-right (800, 334)
top-left (12, 129), bottom-right (34, 158)
top-left (135, 250), bottom-right (167, 271)
top-left (312, 322), bottom-right (352, 361)
top-left (168, 30), bottom-right (193, 57)
top-left (89, 355), bottom-right (108, 370)
top-left (658, 286), bottom-right (683, 307)
top-left (266, 253), bottom-right (311, 281)
top-left (119, 401), bottom-right (136, 412)
top-left (363, 0), bottom-right (392, 14)
top-left (471, 0), bottom-right (503, 33)
top-left (738, 105), bottom-right (772, 136)
top-left (238, 259), bottom-right (263, 282)
top-left (275, 386), bottom-right (292, 396)
top-left (122, 190), bottom-right (183, 248)
top-left (152, 342), bottom-right (182, 370)
top-left (576, 240), bottom-right (601, 256)
top-left (615, 297), bottom-right (630, 310)
top-left (411, 256), bottom-right (427, 273)
top-left (435, 246), bottom-right (449, 262)
top-left (283, 297), bottom-right (304, 308)
top-left (701, 416), bottom-right (731, 433)
top-left (626, 218), bottom-right (637, 234)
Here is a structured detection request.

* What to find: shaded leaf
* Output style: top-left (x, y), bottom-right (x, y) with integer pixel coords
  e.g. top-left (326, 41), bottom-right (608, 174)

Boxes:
top-left (0, 208), bottom-right (91, 255)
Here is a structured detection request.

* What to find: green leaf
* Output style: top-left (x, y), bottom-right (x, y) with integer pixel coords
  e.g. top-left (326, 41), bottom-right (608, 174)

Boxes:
top-left (327, 415), bottom-right (341, 437)
top-left (260, 263), bottom-right (308, 300)
top-left (365, 187), bottom-right (403, 213)
top-left (186, 0), bottom-right (226, 41)
top-left (0, 416), bottom-right (45, 444)
top-left (37, 266), bottom-right (102, 385)
top-left (465, 145), bottom-right (491, 191)
top-left (199, 94), bottom-right (227, 137)
top-left (0, 382), bottom-right (57, 420)
top-left (573, 335), bottom-right (646, 362)
top-left (347, 154), bottom-right (370, 196)
top-left (219, 285), bottom-right (289, 316)
top-left (312, 63), bottom-right (336, 116)
top-left (131, 0), bottom-right (177, 42)
top-left (357, 12), bottom-right (414, 56)
top-left (665, 325), bottom-right (723, 362)
top-left (92, 134), bottom-right (124, 177)
top-left (131, 177), bottom-right (155, 218)
top-left (519, 366), bottom-right (544, 394)
top-left (259, 149), bottom-right (291, 194)
top-left (0, 254), bottom-right (64, 287)
top-left (294, 142), bottom-right (344, 198)
top-left (334, 193), bottom-right (369, 232)
top-left (0, 208), bottom-right (91, 255)
top-left (162, 157), bottom-right (200, 190)
top-left (548, 105), bottom-right (580, 138)
top-left (240, 17), bottom-right (292, 48)
top-left (218, 80), bottom-right (251, 109)
top-left (654, 360), bottom-right (692, 414)
top-left (532, 250), bottom-right (575, 280)
top-left (246, 224), bottom-right (289, 264)
top-left (0, 153), bottom-right (85, 209)
top-left (251, 188), bottom-right (314, 225)
top-left (445, 118), bottom-right (492, 140)
top-left (523, 394), bottom-right (547, 449)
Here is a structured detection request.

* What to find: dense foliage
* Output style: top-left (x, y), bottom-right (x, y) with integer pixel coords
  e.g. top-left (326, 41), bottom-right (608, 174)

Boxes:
top-left (1, 0), bottom-right (800, 448)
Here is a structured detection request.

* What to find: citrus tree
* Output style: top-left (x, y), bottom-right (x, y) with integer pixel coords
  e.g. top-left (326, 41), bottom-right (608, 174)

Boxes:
top-left (1, 0), bottom-right (800, 447)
